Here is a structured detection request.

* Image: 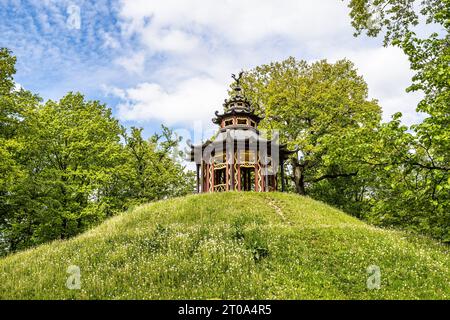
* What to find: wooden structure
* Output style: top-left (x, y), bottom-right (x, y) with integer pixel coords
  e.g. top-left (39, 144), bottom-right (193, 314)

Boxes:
top-left (188, 73), bottom-right (294, 193)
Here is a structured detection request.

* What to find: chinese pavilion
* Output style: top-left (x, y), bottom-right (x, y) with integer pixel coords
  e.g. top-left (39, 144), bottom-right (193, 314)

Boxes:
top-left (188, 73), bottom-right (295, 193)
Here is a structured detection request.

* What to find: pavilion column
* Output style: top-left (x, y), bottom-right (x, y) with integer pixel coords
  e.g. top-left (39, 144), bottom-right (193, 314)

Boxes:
top-left (227, 166), bottom-right (229, 191)
top-left (265, 167), bottom-right (269, 192)
top-left (205, 163), bottom-right (209, 192)
top-left (237, 165), bottom-right (241, 191)
top-left (210, 163), bottom-right (214, 192)
top-left (230, 162), bottom-right (235, 190)
top-left (255, 166), bottom-right (258, 192)
top-left (196, 164), bottom-right (200, 193)
top-left (203, 163), bottom-right (207, 192)
top-left (280, 159), bottom-right (285, 192)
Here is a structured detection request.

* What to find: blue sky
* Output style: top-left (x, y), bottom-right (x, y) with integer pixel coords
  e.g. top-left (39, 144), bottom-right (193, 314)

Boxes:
top-left (1, 0), bottom-right (425, 142)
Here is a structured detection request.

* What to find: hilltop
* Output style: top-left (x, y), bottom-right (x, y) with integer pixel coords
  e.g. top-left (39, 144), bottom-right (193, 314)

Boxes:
top-left (0, 192), bottom-right (448, 299)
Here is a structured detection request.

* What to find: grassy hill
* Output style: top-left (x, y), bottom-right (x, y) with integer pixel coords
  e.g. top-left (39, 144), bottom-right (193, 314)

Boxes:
top-left (0, 192), bottom-right (448, 299)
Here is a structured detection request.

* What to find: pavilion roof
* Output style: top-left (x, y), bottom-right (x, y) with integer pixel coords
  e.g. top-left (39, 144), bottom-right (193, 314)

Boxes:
top-left (212, 72), bottom-right (264, 124)
top-left (187, 127), bottom-right (295, 162)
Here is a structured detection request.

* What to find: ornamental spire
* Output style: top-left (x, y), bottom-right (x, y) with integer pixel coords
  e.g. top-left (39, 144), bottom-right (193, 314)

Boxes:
top-left (231, 70), bottom-right (244, 87)
top-left (224, 71), bottom-right (251, 112)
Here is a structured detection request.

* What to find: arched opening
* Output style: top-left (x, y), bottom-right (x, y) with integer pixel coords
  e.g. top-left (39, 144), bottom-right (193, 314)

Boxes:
top-left (214, 167), bottom-right (227, 192)
top-left (240, 167), bottom-right (255, 191)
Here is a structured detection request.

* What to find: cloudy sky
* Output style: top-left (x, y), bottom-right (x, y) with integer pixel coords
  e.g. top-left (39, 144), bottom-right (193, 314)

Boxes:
top-left (1, 0), bottom-right (424, 141)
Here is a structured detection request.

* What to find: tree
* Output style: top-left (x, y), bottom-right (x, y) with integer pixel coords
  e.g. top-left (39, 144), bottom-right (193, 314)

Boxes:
top-left (122, 126), bottom-right (195, 205)
top-left (356, 114), bottom-right (449, 241)
top-left (2, 92), bottom-right (126, 251)
top-left (347, 0), bottom-right (449, 169)
top-left (346, 0), bottom-right (449, 242)
top-left (239, 57), bottom-right (381, 195)
top-left (0, 49), bottom-right (195, 255)
top-left (0, 48), bottom-right (41, 253)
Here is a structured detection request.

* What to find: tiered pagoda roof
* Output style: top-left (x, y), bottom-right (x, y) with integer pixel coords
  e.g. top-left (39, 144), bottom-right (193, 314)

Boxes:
top-left (212, 80), bottom-right (264, 125)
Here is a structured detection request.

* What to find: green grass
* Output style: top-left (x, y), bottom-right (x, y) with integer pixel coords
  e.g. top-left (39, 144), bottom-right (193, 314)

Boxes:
top-left (0, 192), bottom-right (449, 299)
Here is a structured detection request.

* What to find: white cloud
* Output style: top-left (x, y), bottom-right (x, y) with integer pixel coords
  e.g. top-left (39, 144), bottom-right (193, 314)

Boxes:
top-left (329, 46), bottom-right (423, 124)
top-left (108, 0), bottom-right (422, 128)
top-left (115, 77), bottom-right (226, 125)
top-left (1, 0), bottom-right (425, 134)
top-left (102, 84), bottom-right (126, 99)
top-left (114, 51), bottom-right (146, 74)
top-left (118, 0), bottom-right (350, 49)
top-left (101, 31), bottom-right (120, 49)
top-left (139, 28), bottom-right (201, 54)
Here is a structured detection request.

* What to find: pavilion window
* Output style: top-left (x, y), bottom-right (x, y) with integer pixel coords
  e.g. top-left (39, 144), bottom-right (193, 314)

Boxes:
top-left (239, 150), bottom-right (256, 163)
top-left (224, 119), bottom-right (234, 127)
top-left (214, 168), bottom-right (226, 185)
top-left (237, 118), bottom-right (248, 125)
top-left (213, 157), bottom-right (227, 192)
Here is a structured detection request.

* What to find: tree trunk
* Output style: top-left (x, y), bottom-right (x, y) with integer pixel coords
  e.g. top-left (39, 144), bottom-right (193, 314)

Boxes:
top-left (292, 158), bottom-right (306, 195)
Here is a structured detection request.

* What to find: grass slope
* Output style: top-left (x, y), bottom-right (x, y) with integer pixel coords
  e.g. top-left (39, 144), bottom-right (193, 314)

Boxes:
top-left (0, 192), bottom-right (449, 299)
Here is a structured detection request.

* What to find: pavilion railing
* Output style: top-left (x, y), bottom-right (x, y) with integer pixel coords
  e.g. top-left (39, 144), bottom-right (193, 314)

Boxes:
top-left (214, 184), bottom-right (227, 192)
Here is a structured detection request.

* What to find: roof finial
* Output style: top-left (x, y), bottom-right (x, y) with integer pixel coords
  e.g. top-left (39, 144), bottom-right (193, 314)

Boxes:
top-left (231, 71), bottom-right (244, 87)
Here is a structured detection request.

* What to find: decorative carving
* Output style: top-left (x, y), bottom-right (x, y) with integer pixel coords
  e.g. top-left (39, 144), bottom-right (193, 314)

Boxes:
top-left (231, 71), bottom-right (244, 86)
top-left (214, 184), bottom-right (227, 192)
top-left (214, 163), bottom-right (227, 170)
top-left (209, 164), bottom-right (213, 192)
top-left (240, 162), bottom-right (256, 168)
top-left (257, 156), bottom-right (262, 192)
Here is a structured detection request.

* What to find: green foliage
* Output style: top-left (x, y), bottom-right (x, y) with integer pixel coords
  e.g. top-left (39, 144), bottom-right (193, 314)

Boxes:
top-left (346, 0), bottom-right (450, 242)
top-left (239, 57), bottom-right (382, 195)
top-left (0, 192), bottom-right (448, 299)
top-left (2, 92), bottom-right (126, 251)
top-left (359, 116), bottom-right (449, 242)
top-left (0, 48), bottom-right (16, 97)
top-left (121, 126), bottom-right (195, 206)
top-left (347, 0), bottom-right (449, 152)
top-left (0, 48), bottom-right (42, 253)
top-left (0, 49), bottom-right (194, 255)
